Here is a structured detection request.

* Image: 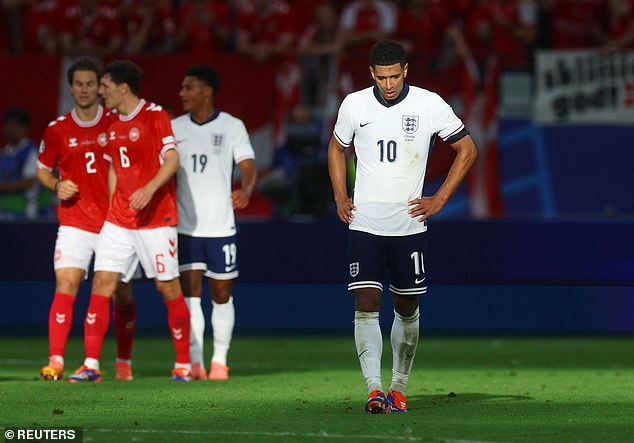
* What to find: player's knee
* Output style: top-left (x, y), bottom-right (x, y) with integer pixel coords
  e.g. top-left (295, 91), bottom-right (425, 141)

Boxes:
top-left (179, 273), bottom-right (203, 297)
top-left (354, 289), bottom-right (382, 312)
top-left (156, 279), bottom-right (182, 301)
top-left (393, 296), bottom-right (419, 318)
top-left (186, 283), bottom-right (203, 298)
top-left (113, 283), bottom-right (133, 305)
top-left (55, 278), bottom-right (81, 296)
top-left (210, 280), bottom-right (232, 304)
top-left (211, 292), bottom-right (231, 304)
top-left (55, 268), bottom-right (85, 295)
top-left (91, 272), bottom-right (118, 297)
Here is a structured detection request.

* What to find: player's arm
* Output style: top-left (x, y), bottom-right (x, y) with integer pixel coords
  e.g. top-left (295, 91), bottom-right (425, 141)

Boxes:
top-left (129, 148), bottom-right (179, 211)
top-left (232, 158), bottom-right (257, 210)
top-left (408, 134), bottom-right (477, 221)
top-left (328, 135), bottom-right (355, 224)
top-left (36, 167), bottom-right (78, 200)
top-left (107, 162), bottom-right (116, 204)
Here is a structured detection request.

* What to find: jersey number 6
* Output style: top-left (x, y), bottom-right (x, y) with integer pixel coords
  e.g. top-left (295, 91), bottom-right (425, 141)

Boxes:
top-left (119, 147), bottom-right (131, 168)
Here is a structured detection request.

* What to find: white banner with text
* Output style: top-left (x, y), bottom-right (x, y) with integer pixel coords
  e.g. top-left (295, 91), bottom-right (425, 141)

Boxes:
top-left (534, 50), bottom-right (634, 125)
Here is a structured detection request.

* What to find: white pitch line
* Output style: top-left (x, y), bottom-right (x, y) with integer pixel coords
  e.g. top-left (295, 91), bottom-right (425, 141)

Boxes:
top-left (91, 428), bottom-right (502, 443)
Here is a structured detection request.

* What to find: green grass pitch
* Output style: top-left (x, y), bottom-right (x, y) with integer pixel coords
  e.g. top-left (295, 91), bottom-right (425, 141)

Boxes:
top-left (1, 335), bottom-right (633, 442)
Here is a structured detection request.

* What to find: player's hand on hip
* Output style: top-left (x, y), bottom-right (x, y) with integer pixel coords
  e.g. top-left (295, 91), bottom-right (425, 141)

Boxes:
top-left (408, 196), bottom-right (442, 222)
top-left (129, 186), bottom-right (154, 211)
top-left (57, 179), bottom-right (79, 200)
top-left (336, 197), bottom-right (356, 224)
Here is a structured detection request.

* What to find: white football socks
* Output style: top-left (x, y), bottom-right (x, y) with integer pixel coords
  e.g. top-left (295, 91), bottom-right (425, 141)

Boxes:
top-left (185, 297), bottom-right (205, 366)
top-left (84, 357), bottom-right (99, 370)
top-left (354, 310), bottom-right (383, 393)
top-left (389, 307), bottom-right (420, 394)
top-left (211, 296), bottom-right (234, 366)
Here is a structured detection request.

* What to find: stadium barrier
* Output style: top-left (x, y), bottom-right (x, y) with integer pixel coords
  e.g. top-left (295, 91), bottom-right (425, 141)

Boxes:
top-left (1, 219), bottom-right (632, 334)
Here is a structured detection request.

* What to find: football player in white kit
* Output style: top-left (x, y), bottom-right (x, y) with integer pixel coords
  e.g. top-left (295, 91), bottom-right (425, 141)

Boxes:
top-left (172, 65), bottom-right (256, 380)
top-left (328, 40), bottom-right (477, 413)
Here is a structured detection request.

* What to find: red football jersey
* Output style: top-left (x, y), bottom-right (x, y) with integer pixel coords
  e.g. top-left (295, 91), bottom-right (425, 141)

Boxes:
top-left (104, 100), bottom-right (178, 229)
top-left (38, 106), bottom-right (113, 233)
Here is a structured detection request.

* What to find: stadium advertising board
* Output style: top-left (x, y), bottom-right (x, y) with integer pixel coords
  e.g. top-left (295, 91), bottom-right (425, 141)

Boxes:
top-left (534, 50), bottom-right (634, 125)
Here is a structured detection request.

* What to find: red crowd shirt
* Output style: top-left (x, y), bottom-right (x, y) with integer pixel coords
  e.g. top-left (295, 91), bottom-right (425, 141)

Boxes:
top-left (237, 1), bottom-right (295, 47)
top-left (124, 0), bottom-right (177, 51)
top-left (177, 0), bottom-right (231, 52)
top-left (396, 3), bottom-right (452, 67)
top-left (551, 0), bottom-right (606, 48)
top-left (607, 0), bottom-right (634, 47)
top-left (38, 106), bottom-right (113, 233)
top-left (58, 1), bottom-right (123, 49)
top-left (459, 1), bottom-right (493, 65)
top-left (489, 0), bottom-right (537, 69)
top-left (104, 100), bottom-right (178, 229)
top-left (21, 0), bottom-right (60, 53)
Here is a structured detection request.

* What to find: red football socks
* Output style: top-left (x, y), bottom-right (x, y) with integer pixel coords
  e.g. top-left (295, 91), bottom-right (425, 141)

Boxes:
top-left (165, 294), bottom-right (191, 364)
top-left (113, 299), bottom-right (136, 361)
top-left (84, 294), bottom-right (111, 360)
top-left (48, 292), bottom-right (75, 357)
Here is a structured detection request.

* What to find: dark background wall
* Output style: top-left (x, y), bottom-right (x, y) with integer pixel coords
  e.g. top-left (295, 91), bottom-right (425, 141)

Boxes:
top-left (1, 218), bottom-right (632, 334)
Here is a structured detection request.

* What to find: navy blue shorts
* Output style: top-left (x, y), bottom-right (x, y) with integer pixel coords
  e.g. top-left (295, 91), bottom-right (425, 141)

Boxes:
top-left (347, 230), bottom-right (427, 296)
top-left (178, 234), bottom-right (239, 280)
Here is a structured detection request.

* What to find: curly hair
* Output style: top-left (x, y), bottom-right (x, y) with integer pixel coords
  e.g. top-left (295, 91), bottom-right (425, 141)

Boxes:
top-left (369, 40), bottom-right (407, 68)
top-left (185, 65), bottom-right (221, 95)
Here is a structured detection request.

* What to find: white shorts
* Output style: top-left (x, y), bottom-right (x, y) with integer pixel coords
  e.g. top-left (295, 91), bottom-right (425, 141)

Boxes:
top-left (54, 226), bottom-right (100, 272)
top-left (94, 222), bottom-right (180, 282)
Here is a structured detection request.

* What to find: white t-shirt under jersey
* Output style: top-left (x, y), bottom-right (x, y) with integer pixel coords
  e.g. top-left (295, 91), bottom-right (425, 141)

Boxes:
top-left (333, 83), bottom-right (466, 236)
top-left (172, 110), bottom-right (255, 237)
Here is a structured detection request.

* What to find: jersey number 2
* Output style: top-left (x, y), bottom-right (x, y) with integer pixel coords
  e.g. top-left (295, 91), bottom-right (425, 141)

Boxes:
top-left (85, 152), bottom-right (97, 174)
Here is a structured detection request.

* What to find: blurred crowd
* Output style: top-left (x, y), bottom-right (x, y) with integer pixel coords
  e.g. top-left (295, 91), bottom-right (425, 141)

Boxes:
top-left (2, 0), bottom-right (633, 113)
top-left (2, 1), bottom-right (633, 67)
top-left (2, 0), bottom-right (633, 218)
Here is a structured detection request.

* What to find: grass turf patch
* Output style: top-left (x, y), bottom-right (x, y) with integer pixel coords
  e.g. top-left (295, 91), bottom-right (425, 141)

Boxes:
top-left (1, 336), bottom-right (633, 442)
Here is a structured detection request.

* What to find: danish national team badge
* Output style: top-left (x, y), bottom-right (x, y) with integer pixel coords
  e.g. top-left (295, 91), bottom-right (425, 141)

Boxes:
top-left (349, 262), bottom-right (359, 277)
top-left (129, 127), bottom-right (140, 142)
top-left (402, 115), bottom-right (419, 134)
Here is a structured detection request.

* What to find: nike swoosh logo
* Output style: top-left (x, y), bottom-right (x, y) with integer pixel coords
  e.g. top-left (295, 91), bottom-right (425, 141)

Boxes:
top-left (360, 122), bottom-right (372, 127)
top-left (225, 265), bottom-right (237, 272)
top-left (358, 349), bottom-right (369, 358)
top-left (415, 277), bottom-right (426, 284)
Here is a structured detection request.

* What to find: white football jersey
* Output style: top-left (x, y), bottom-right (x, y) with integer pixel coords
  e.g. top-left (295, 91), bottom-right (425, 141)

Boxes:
top-left (333, 84), bottom-right (466, 236)
top-left (172, 111), bottom-right (255, 237)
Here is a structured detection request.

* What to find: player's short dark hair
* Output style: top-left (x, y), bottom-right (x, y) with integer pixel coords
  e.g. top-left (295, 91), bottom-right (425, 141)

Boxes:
top-left (3, 107), bottom-right (30, 126)
top-left (67, 57), bottom-right (101, 85)
top-left (369, 40), bottom-right (407, 68)
top-left (185, 65), bottom-right (221, 94)
top-left (103, 60), bottom-right (142, 95)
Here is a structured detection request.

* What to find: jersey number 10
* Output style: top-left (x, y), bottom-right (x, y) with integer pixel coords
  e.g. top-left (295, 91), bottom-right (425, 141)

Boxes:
top-left (377, 140), bottom-right (397, 162)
